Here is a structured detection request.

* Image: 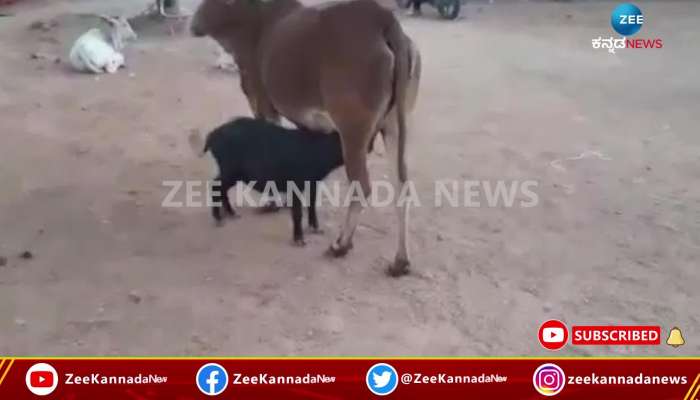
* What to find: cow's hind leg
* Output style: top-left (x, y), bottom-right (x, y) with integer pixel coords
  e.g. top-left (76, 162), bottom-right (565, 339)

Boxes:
top-left (322, 46), bottom-right (393, 260)
top-left (308, 181), bottom-right (323, 234)
top-left (327, 120), bottom-right (375, 258)
top-left (381, 111), bottom-right (411, 277)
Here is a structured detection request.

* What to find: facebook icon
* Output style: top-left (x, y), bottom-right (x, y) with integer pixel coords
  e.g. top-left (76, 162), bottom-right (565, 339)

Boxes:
top-left (196, 363), bottom-right (229, 396)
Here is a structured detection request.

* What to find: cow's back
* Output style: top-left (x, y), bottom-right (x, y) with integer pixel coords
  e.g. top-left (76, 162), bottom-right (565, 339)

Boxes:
top-left (259, 0), bottom-right (399, 129)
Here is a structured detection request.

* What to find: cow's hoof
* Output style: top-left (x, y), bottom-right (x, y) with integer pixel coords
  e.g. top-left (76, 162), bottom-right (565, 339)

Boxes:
top-left (309, 227), bottom-right (325, 235)
top-left (293, 238), bottom-right (307, 247)
top-left (386, 257), bottom-right (410, 277)
top-left (325, 241), bottom-right (353, 258)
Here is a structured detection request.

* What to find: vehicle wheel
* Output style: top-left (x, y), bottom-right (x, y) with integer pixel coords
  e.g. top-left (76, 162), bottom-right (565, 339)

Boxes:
top-left (437, 0), bottom-right (460, 19)
top-left (395, 0), bottom-right (412, 9)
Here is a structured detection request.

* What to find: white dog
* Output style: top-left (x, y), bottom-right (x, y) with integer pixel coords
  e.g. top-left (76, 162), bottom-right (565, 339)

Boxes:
top-left (69, 15), bottom-right (137, 74)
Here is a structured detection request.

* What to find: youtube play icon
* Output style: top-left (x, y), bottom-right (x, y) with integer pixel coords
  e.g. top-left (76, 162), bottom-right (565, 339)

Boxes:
top-left (25, 363), bottom-right (58, 396)
top-left (30, 371), bottom-right (53, 387)
top-left (538, 320), bottom-right (569, 351)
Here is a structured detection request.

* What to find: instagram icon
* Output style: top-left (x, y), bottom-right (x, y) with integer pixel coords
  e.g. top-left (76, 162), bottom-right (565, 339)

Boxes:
top-left (533, 363), bottom-right (566, 396)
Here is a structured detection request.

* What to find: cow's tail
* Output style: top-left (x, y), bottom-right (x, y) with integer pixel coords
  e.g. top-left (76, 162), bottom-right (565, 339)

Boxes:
top-left (188, 129), bottom-right (208, 157)
top-left (384, 17), bottom-right (410, 183)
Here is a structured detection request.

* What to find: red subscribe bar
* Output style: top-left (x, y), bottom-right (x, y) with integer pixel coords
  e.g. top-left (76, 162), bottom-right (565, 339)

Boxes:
top-left (572, 326), bottom-right (661, 345)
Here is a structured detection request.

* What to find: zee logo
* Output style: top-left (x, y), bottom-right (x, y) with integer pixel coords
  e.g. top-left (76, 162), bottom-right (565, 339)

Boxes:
top-left (611, 3), bottom-right (643, 36)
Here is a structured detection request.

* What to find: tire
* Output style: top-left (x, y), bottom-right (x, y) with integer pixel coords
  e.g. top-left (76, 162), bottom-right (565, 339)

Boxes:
top-left (395, 0), bottom-right (412, 9)
top-left (437, 0), bottom-right (460, 19)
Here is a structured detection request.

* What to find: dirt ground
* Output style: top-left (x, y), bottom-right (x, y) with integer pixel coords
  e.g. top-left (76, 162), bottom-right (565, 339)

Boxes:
top-left (0, 0), bottom-right (698, 356)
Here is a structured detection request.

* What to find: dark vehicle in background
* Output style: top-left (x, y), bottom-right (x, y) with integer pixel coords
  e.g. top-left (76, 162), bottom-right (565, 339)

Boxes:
top-left (396, 0), bottom-right (465, 20)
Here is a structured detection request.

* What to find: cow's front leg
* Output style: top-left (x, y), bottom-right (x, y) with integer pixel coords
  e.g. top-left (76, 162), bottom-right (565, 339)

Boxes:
top-left (240, 73), bottom-right (283, 213)
top-left (241, 71), bottom-right (280, 123)
top-left (238, 71), bottom-right (259, 116)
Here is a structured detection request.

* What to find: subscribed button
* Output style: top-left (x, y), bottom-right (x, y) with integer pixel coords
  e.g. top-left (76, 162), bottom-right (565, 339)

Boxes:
top-left (572, 326), bottom-right (661, 345)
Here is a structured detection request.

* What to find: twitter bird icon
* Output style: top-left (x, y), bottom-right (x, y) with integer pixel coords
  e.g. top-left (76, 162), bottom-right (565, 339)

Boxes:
top-left (366, 363), bottom-right (398, 395)
top-left (373, 371), bottom-right (392, 388)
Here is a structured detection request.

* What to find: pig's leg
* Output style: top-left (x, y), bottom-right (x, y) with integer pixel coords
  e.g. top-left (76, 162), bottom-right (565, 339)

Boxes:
top-left (210, 175), bottom-right (226, 225)
top-left (291, 193), bottom-right (305, 246)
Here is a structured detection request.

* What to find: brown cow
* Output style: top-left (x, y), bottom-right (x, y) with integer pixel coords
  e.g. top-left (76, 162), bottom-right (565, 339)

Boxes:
top-left (191, 0), bottom-right (421, 276)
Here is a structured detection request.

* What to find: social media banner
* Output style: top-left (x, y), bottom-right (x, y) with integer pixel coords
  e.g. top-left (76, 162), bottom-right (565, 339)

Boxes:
top-left (0, 358), bottom-right (698, 399)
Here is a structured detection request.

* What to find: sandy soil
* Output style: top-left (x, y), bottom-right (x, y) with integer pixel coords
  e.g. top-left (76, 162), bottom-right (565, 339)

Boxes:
top-left (0, 0), bottom-right (698, 356)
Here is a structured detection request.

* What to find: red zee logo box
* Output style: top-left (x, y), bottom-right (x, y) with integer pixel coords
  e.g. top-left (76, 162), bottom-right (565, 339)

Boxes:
top-left (572, 326), bottom-right (661, 345)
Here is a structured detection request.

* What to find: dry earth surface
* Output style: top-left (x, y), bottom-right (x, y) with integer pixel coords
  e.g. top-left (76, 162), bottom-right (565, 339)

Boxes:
top-left (0, 0), bottom-right (698, 355)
